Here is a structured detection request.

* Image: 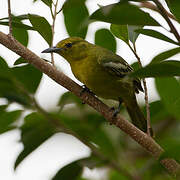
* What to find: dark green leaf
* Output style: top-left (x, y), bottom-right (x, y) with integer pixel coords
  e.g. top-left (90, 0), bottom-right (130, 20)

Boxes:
top-left (90, 2), bottom-right (159, 26)
top-left (12, 20), bottom-right (29, 46)
top-left (0, 14), bottom-right (36, 21)
top-left (0, 105), bottom-right (8, 111)
top-left (52, 160), bottom-right (82, 180)
top-left (12, 64), bottom-right (42, 94)
top-left (109, 170), bottom-right (130, 180)
top-left (151, 47), bottom-right (180, 64)
top-left (14, 112), bottom-right (55, 169)
top-left (155, 77), bottom-right (180, 119)
top-left (0, 21), bottom-right (34, 30)
top-left (63, 0), bottom-right (89, 38)
top-left (95, 28), bottom-right (116, 53)
top-left (110, 24), bottom-right (129, 43)
top-left (58, 91), bottom-right (84, 110)
top-left (135, 29), bottom-right (179, 45)
top-left (40, 0), bottom-right (52, 7)
top-left (131, 60), bottom-right (180, 78)
top-left (165, 0), bottom-right (180, 23)
top-left (14, 57), bottom-right (28, 65)
top-left (0, 110), bottom-right (22, 134)
top-left (28, 14), bottom-right (52, 45)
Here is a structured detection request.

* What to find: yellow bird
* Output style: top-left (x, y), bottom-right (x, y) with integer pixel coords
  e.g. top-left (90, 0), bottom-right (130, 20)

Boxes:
top-left (42, 37), bottom-right (147, 133)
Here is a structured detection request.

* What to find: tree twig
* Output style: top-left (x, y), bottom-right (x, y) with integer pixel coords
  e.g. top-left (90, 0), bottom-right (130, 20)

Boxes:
top-left (128, 43), bottom-right (152, 137)
top-left (7, 0), bottom-right (12, 36)
top-left (140, 1), bottom-right (177, 21)
top-left (0, 31), bottom-right (179, 176)
top-left (50, 0), bottom-right (59, 66)
top-left (152, 0), bottom-right (180, 43)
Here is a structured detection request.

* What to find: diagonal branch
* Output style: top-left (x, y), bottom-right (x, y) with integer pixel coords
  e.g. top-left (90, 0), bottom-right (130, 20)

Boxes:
top-left (0, 31), bottom-right (179, 176)
top-left (7, 0), bottom-right (12, 35)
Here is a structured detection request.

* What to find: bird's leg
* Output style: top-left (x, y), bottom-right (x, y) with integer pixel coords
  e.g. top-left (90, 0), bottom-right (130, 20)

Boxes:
top-left (80, 85), bottom-right (96, 104)
top-left (42, 58), bottom-right (52, 64)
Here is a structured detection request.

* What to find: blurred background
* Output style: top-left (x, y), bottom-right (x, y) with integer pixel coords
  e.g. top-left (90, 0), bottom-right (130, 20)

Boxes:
top-left (0, 0), bottom-right (180, 179)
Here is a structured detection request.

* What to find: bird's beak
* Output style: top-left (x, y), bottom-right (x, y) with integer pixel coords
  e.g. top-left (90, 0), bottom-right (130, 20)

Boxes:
top-left (41, 47), bottom-right (62, 53)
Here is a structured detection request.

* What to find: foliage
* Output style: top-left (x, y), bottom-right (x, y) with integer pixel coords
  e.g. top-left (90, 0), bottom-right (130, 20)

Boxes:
top-left (0, 0), bottom-right (180, 179)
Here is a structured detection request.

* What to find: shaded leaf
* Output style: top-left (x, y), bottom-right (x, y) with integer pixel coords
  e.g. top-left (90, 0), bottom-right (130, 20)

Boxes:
top-left (12, 64), bottom-right (42, 94)
top-left (0, 110), bottom-right (22, 134)
top-left (128, 25), bottom-right (142, 44)
top-left (28, 14), bottom-right (52, 45)
top-left (58, 91), bottom-right (84, 110)
top-left (135, 29), bottom-right (179, 45)
top-left (14, 112), bottom-right (55, 169)
top-left (52, 160), bottom-right (82, 180)
top-left (165, 0), bottom-right (180, 23)
top-left (155, 77), bottom-right (180, 119)
top-left (110, 24), bottom-right (129, 43)
top-left (0, 21), bottom-right (34, 30)
top-left (12, 19), bottom-right (29, 46)
top-left (109, 170), bottom-right (130, 180)
top-left (95, 28), bottom-right (116, 53)
top-left (131, 60), bottom-right (180, 78)
top-left (90, 2), bottom-right (159, 26)
top-left (151, 47), bottom-right (180, 64)
top-left (14, 57), bottom-right (28, 65)
top-left (63, 0), bottom-right (89, 39)
top-left (40, 0), bottom-right (52, 7)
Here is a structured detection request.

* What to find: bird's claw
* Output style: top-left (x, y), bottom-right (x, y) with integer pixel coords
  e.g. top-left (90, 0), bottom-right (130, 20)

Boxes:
top-left (80, 85), bottom-right (95, 96)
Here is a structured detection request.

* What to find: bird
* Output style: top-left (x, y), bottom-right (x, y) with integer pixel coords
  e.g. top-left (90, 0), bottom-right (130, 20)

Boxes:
top-left (42, 37), bottom-right (147, 133)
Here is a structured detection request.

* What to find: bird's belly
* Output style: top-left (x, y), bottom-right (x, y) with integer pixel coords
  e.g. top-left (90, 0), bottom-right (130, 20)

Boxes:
top-left (71, 61), bottom-right (131, 100)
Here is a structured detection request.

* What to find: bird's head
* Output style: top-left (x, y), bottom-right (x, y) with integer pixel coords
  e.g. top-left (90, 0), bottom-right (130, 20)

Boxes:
top-left (42, 37), bottom-right (93, 63)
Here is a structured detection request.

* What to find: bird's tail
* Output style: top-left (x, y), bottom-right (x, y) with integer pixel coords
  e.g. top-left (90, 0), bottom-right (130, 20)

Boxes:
top-left (123, 95), bottom-right (147, 133)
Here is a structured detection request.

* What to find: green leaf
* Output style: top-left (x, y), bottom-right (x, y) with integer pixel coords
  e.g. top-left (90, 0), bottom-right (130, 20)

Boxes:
top-left (58, 91), bottom-right (84, 110)
top-left (52, 160), bottom-right (82, 180)
top-left (135, 29), bottom-right (179, 45)
top-left (151, 47), bottom-right (180, 64)
top-left (12, 20), bottom-right (29, 46)
top-left (0, 21), bottom-right (34, 30)
top-left (128, 25), bottom-right (142, 44)
top-left (63, 0), bottom-right (89, 39)
top-left (155, 77), bottom-right (180, 119)
top-left (110, 24), bottom-right (129, 43)
top-left (40, 0), bottom-right (52, 7)
top-left (165, 0), bottom-right (180, 23)
top-left (90, 2), bottom-right (159, 26)
top-left (14, 57), bottom-right (28, 65)
top-left (131, 60), bottom-right (180, 78)
top-left (0, 110), bottom-right (22, 134)
top-left (14, 112), bottom-right (55, 169)
top-left (28, 14), bottom-right (52, 45)
top-left (95, 28), bottom-right (116, 53)
top-left (12, 64), bottom-right (42, 94)
top-left (109, 170), bottom-right (129, 180)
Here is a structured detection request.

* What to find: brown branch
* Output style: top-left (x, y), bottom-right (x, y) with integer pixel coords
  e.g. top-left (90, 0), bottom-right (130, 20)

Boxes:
top-left (129, 44), bottom-right (152, 137)
top-left (0, 31), bottom-right (180, 176)
top-left (7, 0), bottom-right (12, 35)
top-left (140, 1), bottom-right (177, 21)
top-left (50, 0), bottom-right (59, 66)
top-left (152, 0), bottom-right (180, 43)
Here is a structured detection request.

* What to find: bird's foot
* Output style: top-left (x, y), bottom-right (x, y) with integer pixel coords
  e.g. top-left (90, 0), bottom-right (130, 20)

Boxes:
top-left (80, 85), bottom-right (96, 104)
top-left (80, 85), bottom-right (95, 96)
top-left (109, 106), bottom-right (121, 125)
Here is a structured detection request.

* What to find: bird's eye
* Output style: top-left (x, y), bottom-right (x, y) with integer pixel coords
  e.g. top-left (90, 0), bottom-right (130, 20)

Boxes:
top-left (65, 43), bottom-right (72, 48)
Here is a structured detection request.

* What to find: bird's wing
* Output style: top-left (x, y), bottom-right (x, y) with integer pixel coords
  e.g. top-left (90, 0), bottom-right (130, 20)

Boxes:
top-left (98, 54), bottom-right (144, 93)
top-left (98, 54), bottom-right (133, 78)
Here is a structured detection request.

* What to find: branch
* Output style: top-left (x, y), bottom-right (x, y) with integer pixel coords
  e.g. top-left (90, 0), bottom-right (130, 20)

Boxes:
top-left (140, 1), bottom-right (177, 21)
top-left (0, 31), bottom-right (179, 176)
top-left (7, 0), bottom-right (12, 35)
top-left (152, 0), bottom-right (180, 43)
top-left (128, 43), bottom-right (152, 137)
